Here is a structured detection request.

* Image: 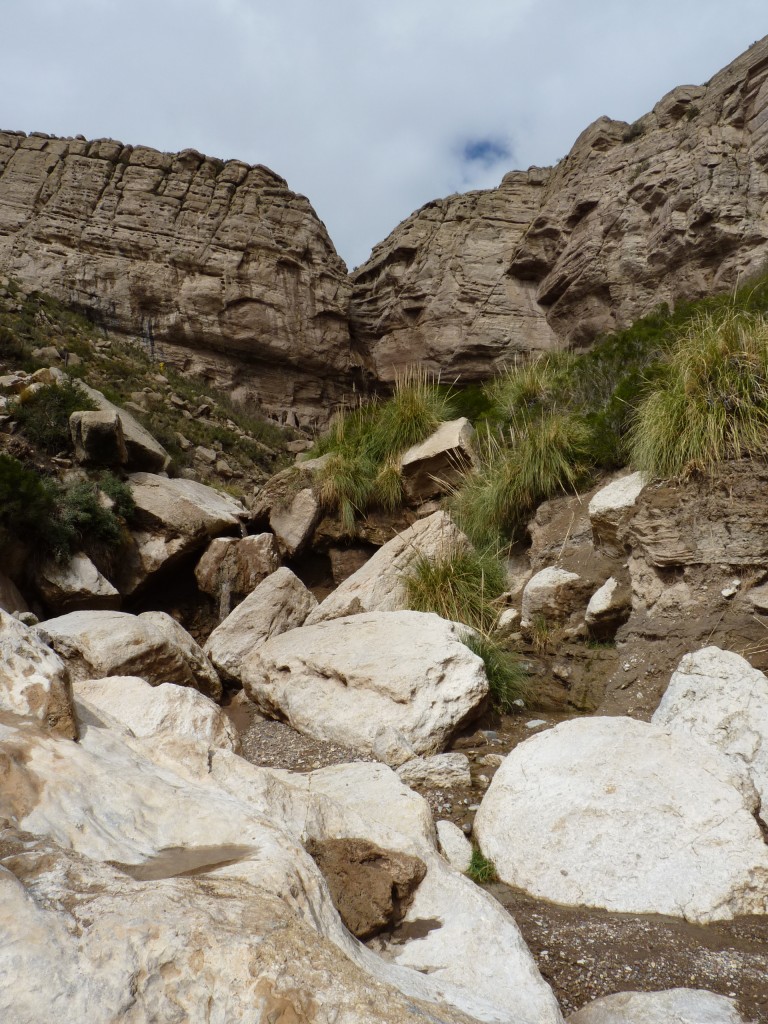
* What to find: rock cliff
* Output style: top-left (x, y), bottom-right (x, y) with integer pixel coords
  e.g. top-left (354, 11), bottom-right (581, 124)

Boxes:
top-left (350, 36), bottom-right (768, 382)
top-left (0, 132), bottom-right (360, 426)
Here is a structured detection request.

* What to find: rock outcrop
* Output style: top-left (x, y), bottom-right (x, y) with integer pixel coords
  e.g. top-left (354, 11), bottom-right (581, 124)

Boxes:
top-left (350, 37), bottom-right (768, 381)
top-left (0, 131), bottom-right (361, 425)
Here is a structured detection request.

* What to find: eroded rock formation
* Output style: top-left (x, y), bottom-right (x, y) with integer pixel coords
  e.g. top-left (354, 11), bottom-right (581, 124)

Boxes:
top-left (350, 37), bottom-right (768, 381)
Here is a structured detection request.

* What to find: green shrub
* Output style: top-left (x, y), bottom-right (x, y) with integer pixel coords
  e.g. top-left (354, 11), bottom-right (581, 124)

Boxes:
top-left (461, 631), bottom-right (528, 712)
top-left (466, 847), bottom-right (497, 884)
top-left (97, 472), bottom-right (136, 522)
top-left (52, 480), bottom-right (125, 561)
top-left (14, 377), bottom-right (97, 452)
top-left (630, 308), bottom-right (768, 478)
top-left (0, 454), bottom-right (59, 553)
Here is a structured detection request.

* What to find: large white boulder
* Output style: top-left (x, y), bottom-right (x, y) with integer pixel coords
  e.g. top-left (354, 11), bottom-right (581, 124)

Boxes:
top-left (568, 988), bottom-right (748, 1023)
top-left (521, 566), bottom-right (587, 628)
top-left (307, 510), bottom-right (471, 624)
top-left (73, 676), bottom-right (238, 752)
top-left (242, 610), bottom-right (489, 766)
top-left (588, 471), bottom-right (646, 552)
top-left (399, 418), bottom-right (477, 502)
top-left (204, 567), bottom-right (317, 684)
top-left (194, 533), bottom-right (281, 617)
top-left (474, 716), bottom-right (768, 923)
top-left (35, 552), bottom-right (120, 614)
top-left (0, 610), bottom-right (76, 738)
top-left (38, 609), bottom-right (221, 701)
top-left (117, 473), bottom-right (246, 594)
top-left (653, 646), bottom-right (768, 822)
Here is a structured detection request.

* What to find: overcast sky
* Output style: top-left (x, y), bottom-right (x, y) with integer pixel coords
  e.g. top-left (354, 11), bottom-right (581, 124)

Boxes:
top-left (2, 2), bottom-right (765, 268)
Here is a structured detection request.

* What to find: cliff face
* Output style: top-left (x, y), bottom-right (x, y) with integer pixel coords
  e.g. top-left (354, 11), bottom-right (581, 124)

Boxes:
top-left (351, 37), bottom-right (768, 382)
top-left (0, 132), bottom-right (359, 426)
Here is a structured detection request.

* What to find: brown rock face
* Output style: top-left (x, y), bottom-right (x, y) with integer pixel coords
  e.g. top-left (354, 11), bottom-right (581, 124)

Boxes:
top-left (0, 132), bottom-right (361, 426)
top-left (351, 37), bottom-right (768, 381)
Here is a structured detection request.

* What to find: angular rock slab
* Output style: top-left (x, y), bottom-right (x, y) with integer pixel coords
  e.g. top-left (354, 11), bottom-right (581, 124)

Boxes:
top-left (521, 566), bottom-right (587, 628)
top-left (194, 533), bottom-right (281, 615)
top-left (400, 418), bottom-right (477, 502)
top-left (35, 551), bottom-right (120, 614)
top-left (69, 408), bottom-right (128, 467)
top-left (242, 611), bottom-right (488, 765)
top-left (588, 471), bottom-right (646, 552)
top-left (204, 566), bottom-right (317, 684)
top-left (39, 609), bottom-right (221, 701)
top-left (474, 717), bottom-right (768, 923)
top-left (653, 646), bottom-right (768, 822)
top-left (118, 472), bottom-right (246, 594)
top-left (78, 382), bottom-right (169, 472)
top-left (568, 988), bottom-right (748, 1023)
top-left (74, 676), bottom-right (238, 752)
top-left (307, 510), bottom-right (472, 624)
top-left (0, 610), bottom-right (76, 738)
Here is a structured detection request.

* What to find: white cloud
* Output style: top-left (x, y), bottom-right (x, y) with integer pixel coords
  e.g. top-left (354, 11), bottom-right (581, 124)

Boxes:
top-left (0, 1), bottom-right (765, 267)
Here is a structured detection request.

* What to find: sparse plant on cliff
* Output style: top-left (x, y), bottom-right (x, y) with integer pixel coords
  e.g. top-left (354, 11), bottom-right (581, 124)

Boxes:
top-left (466, 847), bottom-right (497, 884)
top-left (14, 377), bottom-right (97, 452)
top-left (630, 308), bottom-right (768, 478)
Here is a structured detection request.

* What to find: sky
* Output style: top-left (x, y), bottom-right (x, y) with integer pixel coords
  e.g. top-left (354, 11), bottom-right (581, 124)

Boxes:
top-left (2, 2), bottom-right (766, 268)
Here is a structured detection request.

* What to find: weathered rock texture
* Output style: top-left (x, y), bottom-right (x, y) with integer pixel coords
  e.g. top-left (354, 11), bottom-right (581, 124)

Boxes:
top-left (350, 37), bottom-right (768, 381)
top-left (0, 131), bottom-right (360, 425)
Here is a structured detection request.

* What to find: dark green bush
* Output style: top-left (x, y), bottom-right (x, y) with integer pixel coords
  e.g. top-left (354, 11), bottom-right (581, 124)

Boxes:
top-left (14, 378), bottom-right (97, 452)
top-left (98, 472), bottom-right (136, 522)
top-left (0, 454), bottom-right (59, 553)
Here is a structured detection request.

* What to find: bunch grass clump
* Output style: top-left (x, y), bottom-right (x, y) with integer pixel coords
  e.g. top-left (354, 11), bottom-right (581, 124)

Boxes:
top-left (466, 847), bottom-right (497, 885)
top-left (630, 308), bottom-right (768, 478)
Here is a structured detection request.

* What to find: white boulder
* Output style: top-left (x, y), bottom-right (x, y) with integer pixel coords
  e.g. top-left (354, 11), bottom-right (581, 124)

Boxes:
top-left (204, 567), bottom-right (317, 684)
top-left (588, 471), bottom-right (646, 552)
top-left (653, 646), bottom-right (768, 822)
top-left (307, 510), bottom-right (471, 624)
top-left (242, 610), bottom-right (488, 765)
top-left (35, 552), bottom-right (120, 614)
top-left (521, 566), bottom-right (586, 628)
top-left (399, 418), bottom-right (477, 501)
top-left (473, 716), bottom-right (768, 922)
top-left (436, 820), bottom-right (473, 873)
top-left (0, 610), bottom-right (76, 738)
top-left (568, 988), bottom-right (748, 1023)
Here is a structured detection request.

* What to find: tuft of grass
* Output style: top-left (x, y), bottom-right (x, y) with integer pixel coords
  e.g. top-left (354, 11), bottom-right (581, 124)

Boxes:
top-left (402, 544), bottom-right (506, 633)
top-left (630, 308), bottom-right (768, 478)
top-left (461, 631), bottom-right (528, 712)
top-left (14, 377), bottom-right (97, 452)
top-left (466, 847), bottom-right (497, 884)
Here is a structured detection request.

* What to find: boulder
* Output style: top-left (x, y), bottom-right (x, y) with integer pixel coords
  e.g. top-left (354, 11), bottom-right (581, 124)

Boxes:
top-left (473, 717), bottom-right (768, 923)
top-left (204, 567), bottom-right (317, 684)
top-left (0, 571), bottom-right (28, 615)
top-left (117, 473), bottom-right (246, 594)
top-left (69, 409), bottom-right (128, 466)
top-left (307, 510), bottom-right (471, 624)
top-left (73, 676), bottom-right (238, 752)
top-left (588, 472), bottom-right (646, 552)
top-left (584, 576), bottom-right (631, 637)
top-left (0, 610), bottom-right (76, 738)
top-left (399, 418), bottom-right (477, 501)
top-left (194, 533), bottom-right (281, 618)
top-left (270, 487), bottom-right (321, 556)
top-left (521, 566), bottom-right (589, 629)
top-left (568, 988), bottom-right (748, 1024)
top-left (242, 611), bottom-right (489, 765)
top-left (35, 552), bottom-right (120, 614)
top-left (38, 609), bottom-right (222, 701)
top-left (78, 382), bottom-right (169, 472)
top-left (397, 753), bottom-right (472, 789)
top-left (436, 820), bottom-right (473, 874)
top-left (652, 647), bottom-right (768, 822)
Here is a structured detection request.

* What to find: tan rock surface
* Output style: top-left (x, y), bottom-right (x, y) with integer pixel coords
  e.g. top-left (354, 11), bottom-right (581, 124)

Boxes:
top-left (0, 611), bottom-right (76, 738)
top-left (0, 132), bottom-right (360, 426)
top-left (350, 38), bottom-right (768, 379)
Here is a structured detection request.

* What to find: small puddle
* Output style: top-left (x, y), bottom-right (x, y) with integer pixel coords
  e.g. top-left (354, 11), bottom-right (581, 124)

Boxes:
top-left (111, 844), bottom-right (257, 881)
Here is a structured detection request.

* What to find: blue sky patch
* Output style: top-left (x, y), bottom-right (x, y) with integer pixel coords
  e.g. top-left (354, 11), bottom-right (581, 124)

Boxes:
top-left (462, 138), bottom-right (512, 166)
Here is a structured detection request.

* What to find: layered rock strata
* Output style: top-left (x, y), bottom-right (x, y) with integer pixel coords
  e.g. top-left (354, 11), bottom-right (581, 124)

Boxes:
top-left (350, 36), bottom-right (768, 380)
top-left (0, 131), bottom-right (360, 425)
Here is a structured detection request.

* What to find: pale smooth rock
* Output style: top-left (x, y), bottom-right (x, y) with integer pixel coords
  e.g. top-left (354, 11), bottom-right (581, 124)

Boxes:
top-left (307, 510), bottom-right (472, 624)
top-left (194, 533), bottom-right (281, 616)
top-left (584, 576), bottom-right (631, 635)
top-left (79, 382), bottom-right (169, 472)
top-left (400, 418), bottom-right (477, 501)
top-left (568, 988), bottom-right (748, 1023)
top-left (35, 552), bottom-right (120, 614)
top-left (474, 716), bottom-right (768, 922)
top-left (397, 753), bottom-right (472, 789)
top-left (117, 472), bottom-right (246, 593)
top-left (436, 820), bottom-right (473, 873)
top-left (242, 610), bottom-right (489, 765)
top-left (74, 676), bottom-right (238, 752)
top-left (588, 472), bottom-right (646, 551)
top-left (69, 408), bottom-right (128, 466)
top-left (493, 607), bottom-right (520, 639)
top-left (0, 610), bottom-right (76, 738)
top-left (204, 567), bottom-right (317, 684)
top-left (270, 486), bottom-right (321, 556)
top-left (39, 609), bottom-right (222, 701)
top-left (521, 566), bottom-right (585, 628)
top-left (653, 646), bottom-right (768, 821)
top-left (0, 570), bottom-right (28, 614)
